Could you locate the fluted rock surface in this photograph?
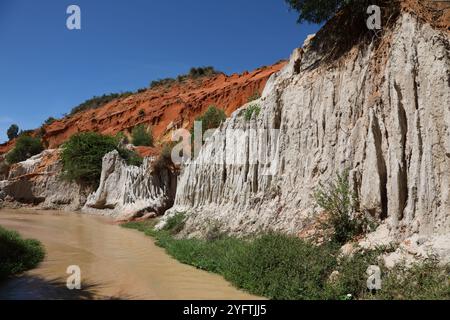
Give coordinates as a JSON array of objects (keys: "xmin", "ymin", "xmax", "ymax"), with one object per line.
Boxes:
[
  {"xmin": 166, "ymin": 10, "xmax": 450, "ymax": 254},
  {"xmin": 83, "ymin": 151, "xmax": 176, "ymax": 220}
]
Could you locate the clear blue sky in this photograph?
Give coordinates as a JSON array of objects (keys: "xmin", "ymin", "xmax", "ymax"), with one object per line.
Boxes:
[{"xmin": 0, "ymin": 0, "xmax": 319, "ymax": 143}]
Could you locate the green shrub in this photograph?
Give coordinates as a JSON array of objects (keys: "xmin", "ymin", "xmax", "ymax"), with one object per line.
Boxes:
[
  {"xmin": 7, "ymin": 124, "xmax": 19, "ymax": 141},
  {"xmin": 244, "ymin": 104, "xmax": 261, "ymax": 121},
  {"xmin": 223, "ymin": 234, "xmax": 338, "ymax": 300},
  {"xmin": 61, "ymin": 132, "xmax": 142, "ymax": 186},
  {"xmin": 117, "ymin": 148, "xmax": 143, "ymax": 167},
  {"xmin": 191, "ymin": 106, "xmax": 226, "ymax": 140},
  {"xmin": 44, "ymin": 117, "xmax": 57, "ymax": 126},
  {"xmin": 70, "ymin": 92, "xmax": 133, "ymax": 116},
  {"xmin": 162, "ymin": 213, "xmax": 186, "ymax": 235},
  {"xmin": 314, "ymin": 170, "xmax": 365, "ymax": 244},
  {"xmin": 6, "ymin": 135, "xmax": 44, "ymax": 164},
  {"xmin": 150, "ymin": 67, "xmax": 221, "ymax": 89},
  {"xmin": 374, "ymin": 260, "xmax": 450, "ymax": 300},
  {"xmin": 0, "ymin": 226, "xmax": 45, "ymax": 279},
  {"xmin": 285, "ymin": 0, "xmax": 356, "ymax": 24},
  {"xmin": 131, "ymin": 125, "xmax": 154, "ymax": 147},
  {"xmin": 61, "ymin": 133, "xmax": 117, "ymax": 185}
]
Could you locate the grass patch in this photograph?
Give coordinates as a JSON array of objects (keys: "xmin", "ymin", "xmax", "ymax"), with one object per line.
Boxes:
[
  {"xmin": 123, "ymin": 218, "xmax": 450, "ymax": 300},
  {"xmin": 0, "ymin": 226, "xmax": 45, "ymax": 279}
]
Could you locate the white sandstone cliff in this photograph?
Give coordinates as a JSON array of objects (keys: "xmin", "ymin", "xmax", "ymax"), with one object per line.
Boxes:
[
  {"xmin": 83, "ymin": 150, "xmax": 176, "ymax": 221},
  {"xmin": 0, "ymin": 149, "xmax": 90, "ymax": 210},
  {"xmin": 163, "ymin": 11, "xmax": 450, "ymax": 261}
]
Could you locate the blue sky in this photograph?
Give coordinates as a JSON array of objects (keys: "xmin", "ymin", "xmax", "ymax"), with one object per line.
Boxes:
[{"xmin": 0, "ymin": 0, "xmax": 319, "ymax": 143}]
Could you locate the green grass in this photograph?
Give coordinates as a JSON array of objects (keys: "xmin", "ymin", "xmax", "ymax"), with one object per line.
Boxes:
[
  {"xmin": 0, "ymin": 226, "xmax": 45, "ymax": 279},
  {"xmin": 123, "ymin": 216, "xmax": 450, "ymax": 300}
]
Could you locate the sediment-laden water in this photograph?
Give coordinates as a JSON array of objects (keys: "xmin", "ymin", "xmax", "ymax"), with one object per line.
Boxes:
[{"xmin": 0, "ymin": 209, "xmax": 259, "ymax": 300}]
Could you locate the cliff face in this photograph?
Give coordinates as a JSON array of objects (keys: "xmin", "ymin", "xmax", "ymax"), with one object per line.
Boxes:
[
  {"xmin": 0, "ymin": 149, "xmax": 91, "ymax": 210},
  {"xmin": 167, "ymin": 7, "xmax": 450, "ymax": 255},
  {"xmin": 41, "ymin": 63, "xmax": 285, "ymax": 150},
  {"xmin": 83, "ymin": 150, "xmax": 176, "ymax": 221}
]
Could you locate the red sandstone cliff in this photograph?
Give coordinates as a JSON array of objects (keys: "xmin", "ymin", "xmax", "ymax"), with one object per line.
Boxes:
[{"xmin": 46, "ymin": 63, "xmax": 285, "ymax": 149}]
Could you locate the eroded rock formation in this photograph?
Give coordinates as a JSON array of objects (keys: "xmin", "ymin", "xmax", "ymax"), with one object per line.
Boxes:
[
  {"xmin": 83, "ymin": 150, "xmax": 177, "ymax": 221},
  {"xmin": 165, "ymin": 6, "xmax": 450, "ymax": 260},
  {"xmin": 0, "ymin": 150, "xmax": 91, "ymax": 210}
]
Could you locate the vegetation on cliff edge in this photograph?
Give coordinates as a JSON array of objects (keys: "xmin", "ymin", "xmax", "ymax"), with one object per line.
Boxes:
[
  {"xmin": 5, "ymin": 135, "xmax": 44, "ymax": 164},
  {"xmin": 61, "ymin": 132, "xmax": 142, "ymax": 186}
]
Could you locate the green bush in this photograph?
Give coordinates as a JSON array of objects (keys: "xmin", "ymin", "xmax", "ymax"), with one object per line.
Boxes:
[
  {"xmin": 70, "ymin": 92, "xmax": 133, "ymax": 116},
  {"xmin": 117, "ymin": 148, "xmax": 143, "ymax": 167},
  {"xmin": 314, "ymin": 170, "xmax": 365, "ymax": 244},
  {"xmin": 44, "ymin": 117, "xmax": 57, "ymax": 126},
  {"xmin": 244, "ymin": 104, "xmax": 261, "ymax": 121},
  {"xmin": 6, "ymin": 135, "xmax": 44, "ymax": 164},
  {"xmin": 223, "ymin": 234, "xmax": 338, "ymax": 300},
  {"xmin": 191, "ymin": 106, "xmax": 226, "ymax": 139},
  {"xmin": 374, "ymin": 260, "xmax": 450, "ymax": 300},
  {"xmin": 150, "ymin": 67, "xmax": 221, "ymax": 89},
  {"xmin": 285, "ymin": 0, "xmax": 356, "ymax": 24},
  {"xmin": 6, "ymin": 124, "xmax": 19, "ymax": 141},
  {"xmin": 61, "ymin": 132, "xmax": 142, "ymax": 186},
  {"xmin": 162, "ymin": 213, "xmax": 186, "ymax": 235},
  {"xmin": 0, "ymin": 226, "xmax": 45, "ymax": 279},
  {"xmin": 131, "ymin": 125, "xmax": 154, "ymax": 147}
]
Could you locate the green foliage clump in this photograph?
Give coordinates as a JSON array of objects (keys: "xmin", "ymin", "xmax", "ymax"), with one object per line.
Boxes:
[
  {"xmin": 150, "ymin": 67, "xmax": 221, "ymax": 89},
  {"xmin": 7, "ymin": 124, "xmax": 19, "ymax": 141},
  {"xmin": 224, "ymin": 234, "xmax": 338, "ymax": 300},
  {"xmin": 61, "ymin": 132, "xmax": 143, "ymax": 186},
  {"xmin": 0, "ymin": 226, "xmax": 45, "ymax": 279},
  {"xmin": 43, "ymin": 117, "xmax": 57, "ymax": 126},
  {"xmin": 117, "ymin": 148, "xmax": 143, "ymax": 167},
  {"xmin": 131, "ymin": 125, "xmax": 154, "ymax": 147},
  {"xmin": 244, "ymin": 104, "xmax": 261, "ymax": 121},
  {"xmin": 314, "ymin": 170, "xmax": 366, "ymax": 244},
  {"xmin": 374, "ymin": 260, "xmax": 450, "ymax": 300},
  {"xmin": 6, "ymin": 135, "xmax": 44, "ymax": 164},
  {"xmin": 192, "ymin": 106, "xmax": 227, "ymax": 135},
  {"xmin": 162, "ymin": 213, "xmax": 186, "ymax": 235},
  {"xmin": 285, "ymin": 0, "xmax": 355, "ymax": 24},
  {"xmin": 70, "ymin": 92, "xmax": 133, "ymax": 116}
]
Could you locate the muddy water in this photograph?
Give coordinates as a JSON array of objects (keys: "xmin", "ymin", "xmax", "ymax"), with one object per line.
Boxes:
[{"xmin": 0, "ymin": 209, "xmax": 259, "ymax": 300}]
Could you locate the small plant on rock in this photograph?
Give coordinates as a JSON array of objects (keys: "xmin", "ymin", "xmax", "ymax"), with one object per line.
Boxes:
[
  {"xmin": 244, "ymin": 104, "xmax": 261, "ymax": 121},
  {"xmin": 314, "ymin": 170, "xmax": 365, "ymax": 245}
]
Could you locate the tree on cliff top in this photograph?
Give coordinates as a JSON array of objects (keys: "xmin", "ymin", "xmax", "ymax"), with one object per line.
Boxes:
[
  {"xmin": 285, "ymin": 0, "xmax": 355, "ymax": 23},
  {"xmin": 7, "ymin": 124, "xmax": 19, "ymax": 141}
]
